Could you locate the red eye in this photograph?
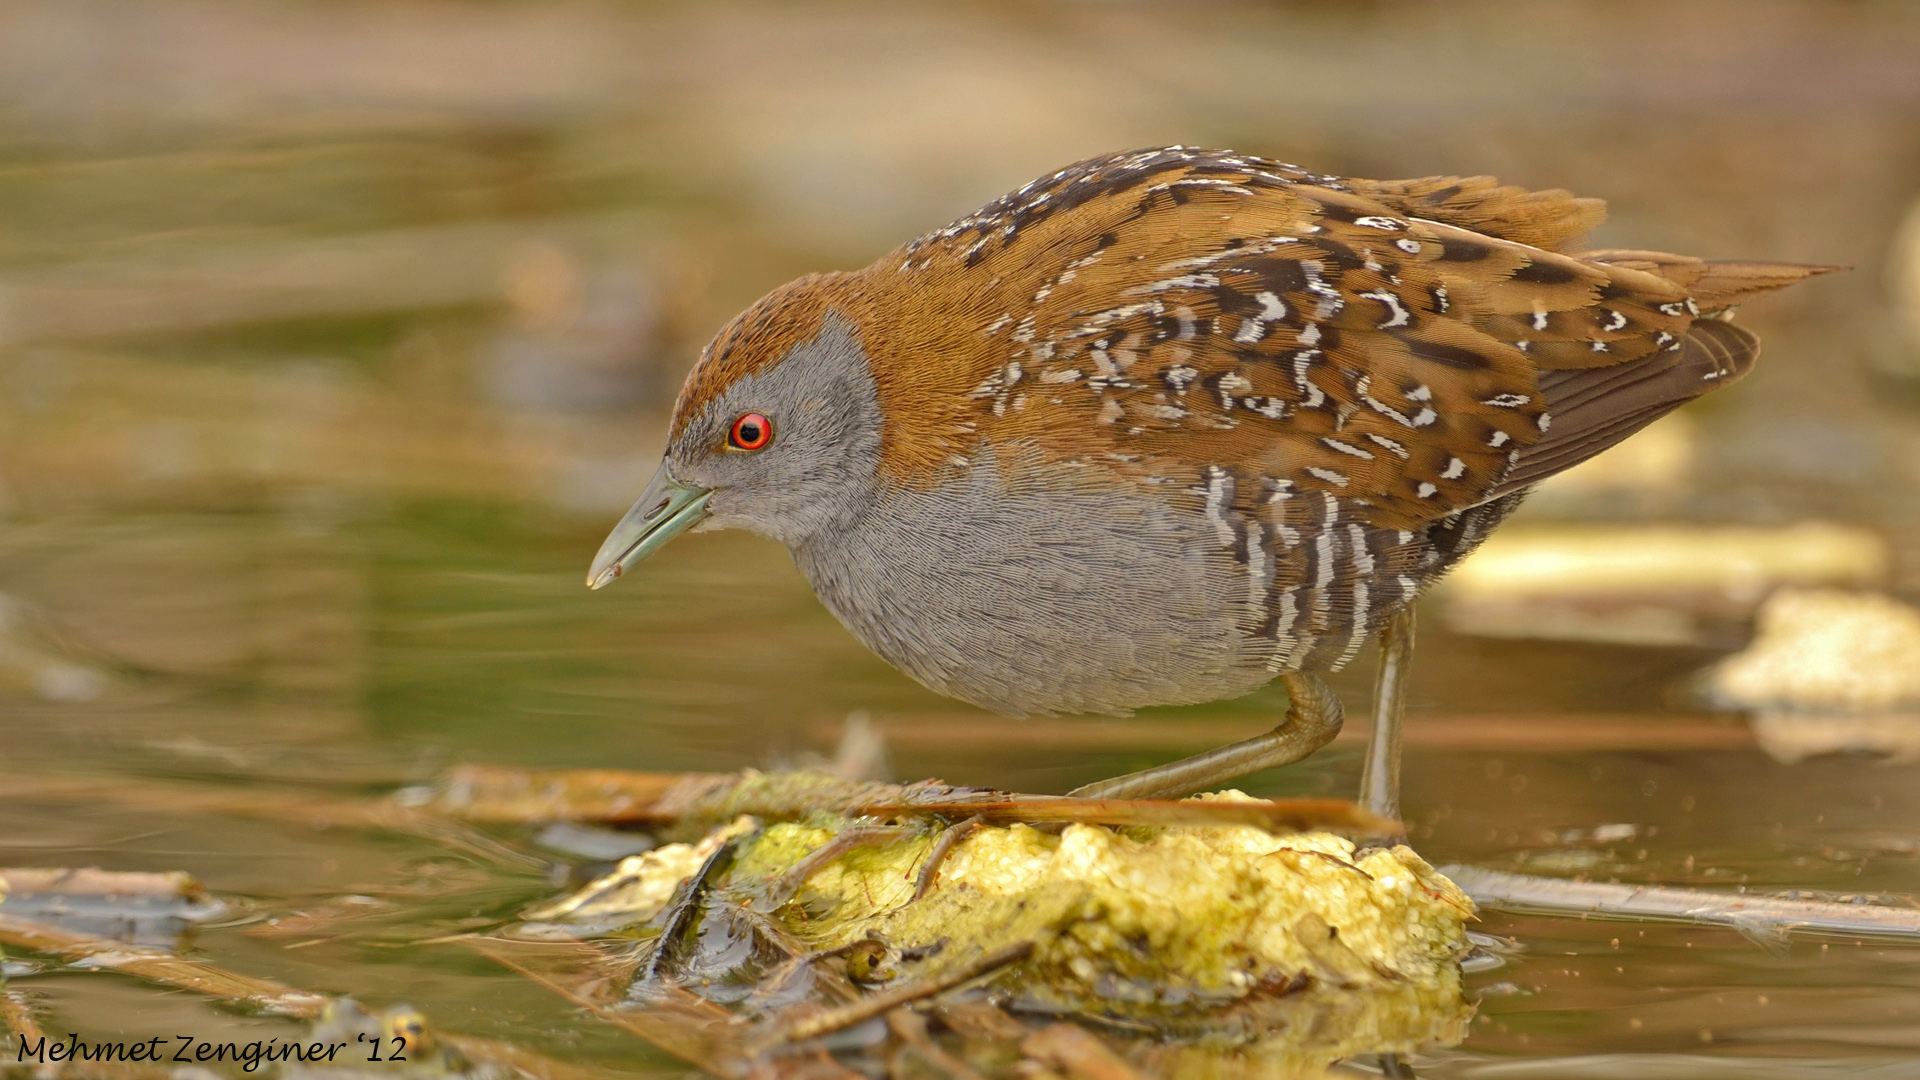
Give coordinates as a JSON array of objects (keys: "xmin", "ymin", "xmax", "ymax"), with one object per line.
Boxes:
[{"xmin": 727, "ymin": 412, "xmax": 773, "ymax": 451}]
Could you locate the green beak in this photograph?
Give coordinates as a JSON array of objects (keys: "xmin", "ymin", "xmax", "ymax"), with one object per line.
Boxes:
[{"xmin": 586, "ymin": 463, "xmax": 713, "ymax": 589}]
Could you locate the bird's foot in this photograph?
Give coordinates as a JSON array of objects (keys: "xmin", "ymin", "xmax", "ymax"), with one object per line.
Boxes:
[{"xmin": 1066, "ymin": 671, "xmax": 1345, "ymax": 800}]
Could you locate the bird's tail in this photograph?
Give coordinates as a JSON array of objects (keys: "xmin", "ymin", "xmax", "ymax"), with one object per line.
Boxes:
[
  {"xmin": 1484, "ymin": 256, "xmax": 1840, "ymax": 499},
  {"xmin": 1583, "ymin": 250, "xmax": 1842, "ymax": 313}
]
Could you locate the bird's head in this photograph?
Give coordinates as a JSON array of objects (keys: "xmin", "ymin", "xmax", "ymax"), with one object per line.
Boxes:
[{"xmin": 587, "ymin": 274, "xmax": 888, "ymax": 588}]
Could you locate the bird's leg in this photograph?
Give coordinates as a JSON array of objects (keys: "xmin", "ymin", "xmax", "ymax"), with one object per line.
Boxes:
[
  {"xmin": 1359, "ymin": 605, "xmax": 1415, "ymax": 822},
  {"xmin": 1067, "ymin": 671, "xmax": 1344, "ymax": 800}
]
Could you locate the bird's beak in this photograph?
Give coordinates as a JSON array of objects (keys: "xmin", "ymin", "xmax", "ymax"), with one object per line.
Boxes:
[{"xmin": 586, "ymin": 463, "xmax": 712, "ymax": 589}]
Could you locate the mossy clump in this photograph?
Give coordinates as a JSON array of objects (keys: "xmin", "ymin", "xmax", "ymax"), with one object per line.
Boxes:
[{"xmin": 532, "ymin": 792, "xmax": 1473, "ymax": 1070}]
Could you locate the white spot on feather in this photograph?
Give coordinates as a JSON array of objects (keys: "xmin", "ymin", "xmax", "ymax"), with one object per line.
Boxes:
[
  {"xmin": 1202, "ymin": 466, "xmax": 1237, "ymax": 546},
  {"xmin": 1246, "ymin": 520, "xmax": 1269, "ymax": 618},
  {"xmin": 1367, "ymin": 433, "xmax": 1410, "ymax": 458},
  {"xmin": 1300, "ymin": 260, "xmax": 1345, "ymax": 319},
  {"xmin": 1348, "ymin": 526, "xmax": 1375, "ymax": 575},
  {"xmin": 1358, "ymin": 289, "xmax": 1411, "ymax": 328},
  {"xmin": 1130, "ymin": 273, "xmax": 1222, "ymax": 294},
  {"xmin": 1234, "ymin": 291, "xmax": 1289, "ymax": 343},
  {"xmin": 1292, "ymin": 350, "xmax": 1326, "ymax": 409}
]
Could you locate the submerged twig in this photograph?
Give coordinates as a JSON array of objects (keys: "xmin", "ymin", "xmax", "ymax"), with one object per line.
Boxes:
[
  {"xmin": 0, "ymin": 911, "xmax": 329, "ymax": 1016},
  {"xmin": 1445, "ymin": 866, "xmax": 1920, "ymax": 940},
  {"xmin": 885, "ymin": 1009, "xmax": 991, "ymax": 1080},
  {"xmin": 0, "ymin": 867, "xmax": 206, "ymax": 900},
  {"xmin": 423, "ymin": 766, "xmax": 1397, "ymax": 836},
  {"xmin": 914, "ymin": 816, "xmax": 985, "ymax": 900},
  {"xmin": 868, "ymin": 797, "xmax": 1398, "ymax": 836},
  {"xmin": 427, "ymin": 767, "xmax": 738, "ymax": 824},
  {"xmin": 1375, "ymin": 1051, "xmax": 1418, "ymax": 1079},
  {"xmin": 641, "ymin": 830, "xmax": 752, "ymax": 984},
  {"xmin": 777, "ymin": 942, "xmax": 1034, "ymax": 1044},
  {"xmin": 0, "ymin": 913, "xmax": 627, "ymax": 1080},
  {"xmin": 1, "ymin": 989, "xmax": 47, "ymax": 1049},
  {"xmin": 464, "ymin": 936, "xmax": 761, "ymax": 1079},
  {"xmin": 761, "ymin": 825, "xmax": 913, "ymax": 912},
  {"xmin": 931, "ymin": 1000, "xmax": 1030, "ymax": 1043},
  {"xmin": 434, "ymin": 1036, "xmax": 634, "ymax": 1080},
  {"xmin": 2, "ymin": 774, "xmax": 545, "ymax": 872},
  {"xmin": 0, "ymin": 866, "xmax": 230, "ymax": 942},
  {"xmin": 1019, "ymin": 1024, "xmax": 1149, "ymax": 1080}
]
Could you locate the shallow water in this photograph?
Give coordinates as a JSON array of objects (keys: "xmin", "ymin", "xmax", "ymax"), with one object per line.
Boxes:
[
  {"xmin": 6, "ymin": 507, "xmax": 1919, "ymax": 1074},
  {"xmin": 4, "ymin": 1, "xmax": 1920, "ymax": 1074}
]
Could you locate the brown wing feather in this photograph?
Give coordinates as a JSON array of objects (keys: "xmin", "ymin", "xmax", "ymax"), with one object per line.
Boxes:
[
  {"xmin": 937, "ymin": 176, "xmax": 1557, "ymax": 531},
  {"xmin": 1489, "ymin": 318, "xmax": 1759, "ymax": 497},
  {"xmin": 1341, "ymin": 174, "xmax": 1607, "ymax": 252},
  {"xmin": 816, "ymin": 146, "xmax": 1831, "ymax": 535}
]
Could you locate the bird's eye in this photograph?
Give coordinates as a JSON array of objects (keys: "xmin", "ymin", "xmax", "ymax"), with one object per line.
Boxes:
[{"xmin": 727, "ymin": 412, "xmax": 773, "ymax": 451}]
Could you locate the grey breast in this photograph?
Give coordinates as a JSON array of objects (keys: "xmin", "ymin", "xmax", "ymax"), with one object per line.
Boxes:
[{"xmin": 789, "ymin": 451, "xmax": 1276, "ymax": 717}]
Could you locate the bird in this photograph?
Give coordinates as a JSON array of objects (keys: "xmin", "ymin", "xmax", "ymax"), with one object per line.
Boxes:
[{"xmin": 586, "ymin": 146, "xmax": 1831, "ymax": 811}]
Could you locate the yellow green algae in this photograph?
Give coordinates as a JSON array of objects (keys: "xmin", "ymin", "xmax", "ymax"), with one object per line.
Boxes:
[{"xmin": 532, "ymin": 793, "xmax": 1473, "ymax": 1071}]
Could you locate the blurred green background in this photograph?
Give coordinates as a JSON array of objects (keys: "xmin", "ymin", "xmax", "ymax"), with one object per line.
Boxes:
[
  {"xmin": 4, "ymin": 1, "xmax": 1920, "ymax": 1072},
  {"xmin": 4, "ymin": 0, "xmax": 1917, "ymax": 775}
]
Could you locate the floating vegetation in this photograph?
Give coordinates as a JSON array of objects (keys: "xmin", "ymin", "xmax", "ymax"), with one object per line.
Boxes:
[
  {"xmin": 1438, "ymin": 522, "xmax": 1890, "ymax": 646},
  {"xmin": 1702, "ymin": 588, "xmax": 1920, "ymax": 762},
  {"xmin": 0, "ymin": 866, "xmax": 228, "ymax": 946},
  {"xmin": 493, "ymin": 780, "xmax": 1475, "ymax": 1077}
]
